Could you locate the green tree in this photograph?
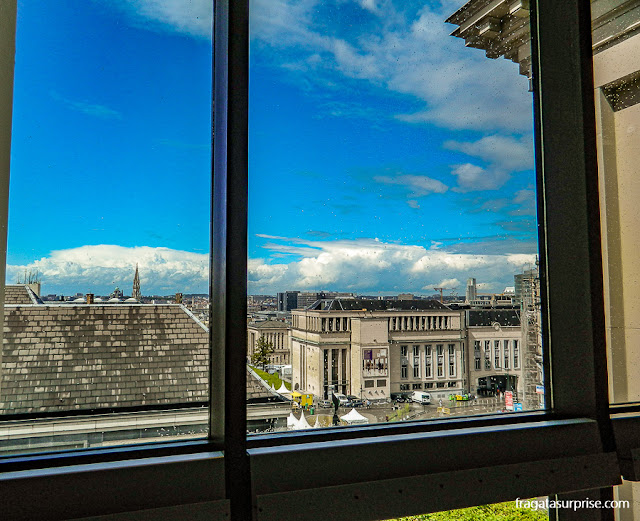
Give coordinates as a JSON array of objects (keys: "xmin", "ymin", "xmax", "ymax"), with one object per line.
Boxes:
[{"xmin": 251, "ymin": 336, "xmax": 274, "ymax": 370}]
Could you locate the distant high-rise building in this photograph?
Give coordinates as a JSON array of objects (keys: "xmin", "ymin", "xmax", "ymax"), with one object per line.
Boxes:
[
  {"xmin": 132, "ymin": 264, "xmax": 141, "ymax": 301},
  {"xmin": 277, "ymin": 291, "xmax": 299, "ymax": 312},
  {"xmin": 465, "ymin": 278, "xmax": 477, "ymax": 303},
  {"xmin": 514, "ymin": 265, "xmax": 543, "ymax": 410}
]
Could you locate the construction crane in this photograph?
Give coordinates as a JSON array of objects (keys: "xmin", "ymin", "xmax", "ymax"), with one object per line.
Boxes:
[{"xmin": 433, "ymin": 287, "xmax": 458, "ymax": 303}]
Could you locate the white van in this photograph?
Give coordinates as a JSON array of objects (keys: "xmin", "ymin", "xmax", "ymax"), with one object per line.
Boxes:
[
  {"xmin": 333, "ymin": 393, "xmax": 349, "ymax": 406},
  {"xmin": 411, "ymin": 391, "xmax": 431, "ymax": 404}
]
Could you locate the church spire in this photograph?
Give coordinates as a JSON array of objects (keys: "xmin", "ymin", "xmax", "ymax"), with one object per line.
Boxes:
[{"xmin": 132, "ymin": 263, "xmax": 141, "ymax": 301}]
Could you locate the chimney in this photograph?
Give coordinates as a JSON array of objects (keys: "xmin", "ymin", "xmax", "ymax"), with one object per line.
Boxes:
[
  {"xmin": 28, "ymin": 282, "xmax": 41, "ymax": 297},
  {"xmin": 86, "ymin": 293, "xmax": 94, "ymax": 304}
]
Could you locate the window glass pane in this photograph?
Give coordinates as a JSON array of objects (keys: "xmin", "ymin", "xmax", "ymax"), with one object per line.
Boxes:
[
  {"xmin": 2, "ymin": 1, "xmax": 212, "ymax": 454},
  {"xmin": 591, "ymin": 0, "xmax": 640, "ymax": 404},
  {"xmin": 248, "ymin": 0, "xmax": 542, "ymax": 433}
]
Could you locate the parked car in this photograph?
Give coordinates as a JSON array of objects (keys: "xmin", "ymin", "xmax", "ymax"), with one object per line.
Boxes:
[
  {"xmin": 348, "ymin": 399, "xmax": 364, "ymax": 408},
  {"xmin": 317, "ymin": 399, "xmax": 331, "ymax": 408}
]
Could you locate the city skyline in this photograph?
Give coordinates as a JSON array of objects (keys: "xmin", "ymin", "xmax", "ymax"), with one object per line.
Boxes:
[{"xmin": 7, "ymin": 0, "xmax": 537, "ymax": 296}]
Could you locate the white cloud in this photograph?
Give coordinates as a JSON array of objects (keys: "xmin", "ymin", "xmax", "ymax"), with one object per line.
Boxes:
[
  {"xmin": 249, "ymin": 0, "xmax": 532, "ymax": 133},
  {"xmin": 7, "ymin": 245, "xmax": 208, "ymax": 295},
  {"xmin": 51, "ymin": 91, "xmax": 122, "ymax": 120},
  {"xmin": 510, "ymin": 188, "xmax": 536, "ymax": 214},
  {"xmin": 114, "ymin": 0, "xmax": 213, "ymax": 39},
  {"xmin": 443, "ymin": 135, "xmax": 534, "ymax": 192},
  {"xmin": 374, "ymin": 174, "xmax": 449, "ymax": 201},
  {"xmin": 444, "ymin": 135, "xmax": 534, "ymax": 173},
  {"xmin": 423, "ymin": 278, "xmax": 460, "ymax": 290},
  {"xmin": 18, "ymin": 240, "xmax": 537, "ymax": 296},
  {"xmin": 117, "ymin": 1, "xmax": 531, "ymax": 132},
  {"xmin": 248, "ymin": 235, "xmax": 537, "ymax": 294},
  {"xmin": 450, "ymin": 163, "xmax": 511, "ymax": 192}
]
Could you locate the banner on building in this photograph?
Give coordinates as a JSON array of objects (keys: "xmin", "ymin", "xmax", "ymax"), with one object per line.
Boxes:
[{"xmin": 362, "ymin": 348, "xmax": 388, "ymax": 376}]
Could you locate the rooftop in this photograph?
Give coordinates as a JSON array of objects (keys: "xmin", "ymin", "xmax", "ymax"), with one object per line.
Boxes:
[
  {"xmin": 466, "ymin": 309, "xmax": 521, "ymax": 327},
  {"xmin": 306, "ymin": 298, "xmax": 450, "ymax": 312}
]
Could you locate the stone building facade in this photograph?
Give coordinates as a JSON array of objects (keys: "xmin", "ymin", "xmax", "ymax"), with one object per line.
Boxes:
[
  {"xmin": 466, "ymin": 309, "xmax": 524, "ymax": 401},
  {"xmin": 247, "ymin": 319, "xmax": 291, "ymax": 365},
  {"xmin": 289, "ymin": 298, "xmax": 534, "ymax": 405},
  {"xmin": 290, "ymin": 299, "xmax": 465, "ymax": 402}
]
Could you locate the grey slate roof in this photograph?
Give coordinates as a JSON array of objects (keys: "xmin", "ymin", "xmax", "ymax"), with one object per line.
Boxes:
[
  {"xmin": 246, "ymin": 367, "xmax": 281, "ymax": 402},
  {"xmin": 4, "ymin": 285, "xmax": 39, "ymax": 305},
  {"xmin": 309, "ymin": 298, "xmax": 450, "ymax": 311},
  {"xmin": 466, "ymin": 309, "xmax": 521, "ymax": 327},
  {"xmin": 1, "ymin": 303, "xmax": 208, "ymax": 414},
  {"xmin": 249, "ymin": 320, "xmax": 289, "ymax": 329}
]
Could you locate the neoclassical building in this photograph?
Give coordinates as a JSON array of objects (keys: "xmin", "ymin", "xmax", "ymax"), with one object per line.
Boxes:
[
  {"xmin": 466, "ymin": 309, "xmax": 524, "ymax": 402},
  {"xmin": 288, "ymin": 298, "xmax": 533, "ymax": 405},
  {"xmin": 290, "ymin": 299, "xmax": 465, "ymax": 402},
  {"xmin": 247, "ymin": 319, "xmax": 291, "ymax": 365}
]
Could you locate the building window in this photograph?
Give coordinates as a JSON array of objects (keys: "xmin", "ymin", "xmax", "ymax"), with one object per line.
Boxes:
[
  {"xmin": 377, "ymin": 379, "xmax": 386, "ymax": 387},
  {"xmin": 447, "ymin": 381, "xmax": 457, "ymax": 388},
  {"xmin": 436, "ymin": 382, "xmax": 445, "ymax": 388},
  {"xmin": 364, "ymin": 380, "xmax": 374, "ymax": 388},
  {"xmin": 494, "ymin": 340, "xmax": 500, "ymax": 369},
  {"xmin": 504, "ymin": 340, "xmax": 509, "ymax": 370},
  {"xmin": 425, "ymin": 345, "xmax": 432, "ymax": 378},
  {"xmin": 513, "ymin": 339, "xmax": 519, "ymax": 369},
  {"xmin": 425, "ymin": 382, "xmax": 433, "ymax": 389},
  {"xmin": 399, "ymin": 384, "xmax": 409, "ymax": 391},
  {"xmin": 448, "ymin": 344, "xmax": 455, "ymax": 377},
  {"xmin": 400, "ymin": 345, "xmax": 407, "ymax": 357},
  {"xmin": 484, "ymin": 340, "xmax": 491, "ymax": 370},
  {"xmin": 436, "ymin": 344, "xmax": 444, "ymax": 377},
  {"xmin": 401, "ymin": 365, "xmax": 408, "ymax": 379},
  {"xmin": 412, "ymin": 383, "xmax": 422, "ymax": 390},
  {"xmin": 475, "ymin": 357, "xmax": 481, "ymax": 370}
]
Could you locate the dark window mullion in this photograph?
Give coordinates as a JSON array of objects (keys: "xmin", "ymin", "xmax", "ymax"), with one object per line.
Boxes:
[
  {"xmin": 533, "ymin": 0, "xmax": 611, "ymax": 429},
  {"xmin": 212, "ymin": 0, "xmax": 250, "ymax": 519}
]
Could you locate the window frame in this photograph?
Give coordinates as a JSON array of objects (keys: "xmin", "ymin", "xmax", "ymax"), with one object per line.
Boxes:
[{"xmin": 0, "ymin": 0, "xmax": 630, "ymax": 520}]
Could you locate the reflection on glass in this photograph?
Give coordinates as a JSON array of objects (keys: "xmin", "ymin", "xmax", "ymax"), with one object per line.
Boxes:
[
  {"xmin": 592, "ymin": 1, "xmax": 640, "ymax": 405},
  {"xmin": 2, "ymin": 1, "xmax": 212, "ymax": 453},
  {"xmin": 247, "ymin": 1, "xmax": 541, "ymax": 433}
]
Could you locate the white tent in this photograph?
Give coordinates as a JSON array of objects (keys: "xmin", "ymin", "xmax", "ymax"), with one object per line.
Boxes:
[
  {"xmin": 313, "ymin": 415, "xmax": 321, "ymax": 428},
  {"xmin": 340, "ymin": 408, "xmax": 369, "ymax": 425},
  {"xmin": 297, "ymin": 411, "xmax": 312, "ymax": 429},
  {"xmin": 287, "ymin": 411, "xmax": 312, "ymax": 430},
  {"xmin": 276, "ymin": 382, "xmax": 291, "ymax": 395},
  {"xmin": 286, "ymin": 413, "xmax": 298, "ymax": 430}
]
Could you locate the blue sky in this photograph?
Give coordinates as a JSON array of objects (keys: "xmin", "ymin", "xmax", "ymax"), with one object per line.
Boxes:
[{"xmin": 8, "ymin": 0, "xmax": 537, "ymax": 296}]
